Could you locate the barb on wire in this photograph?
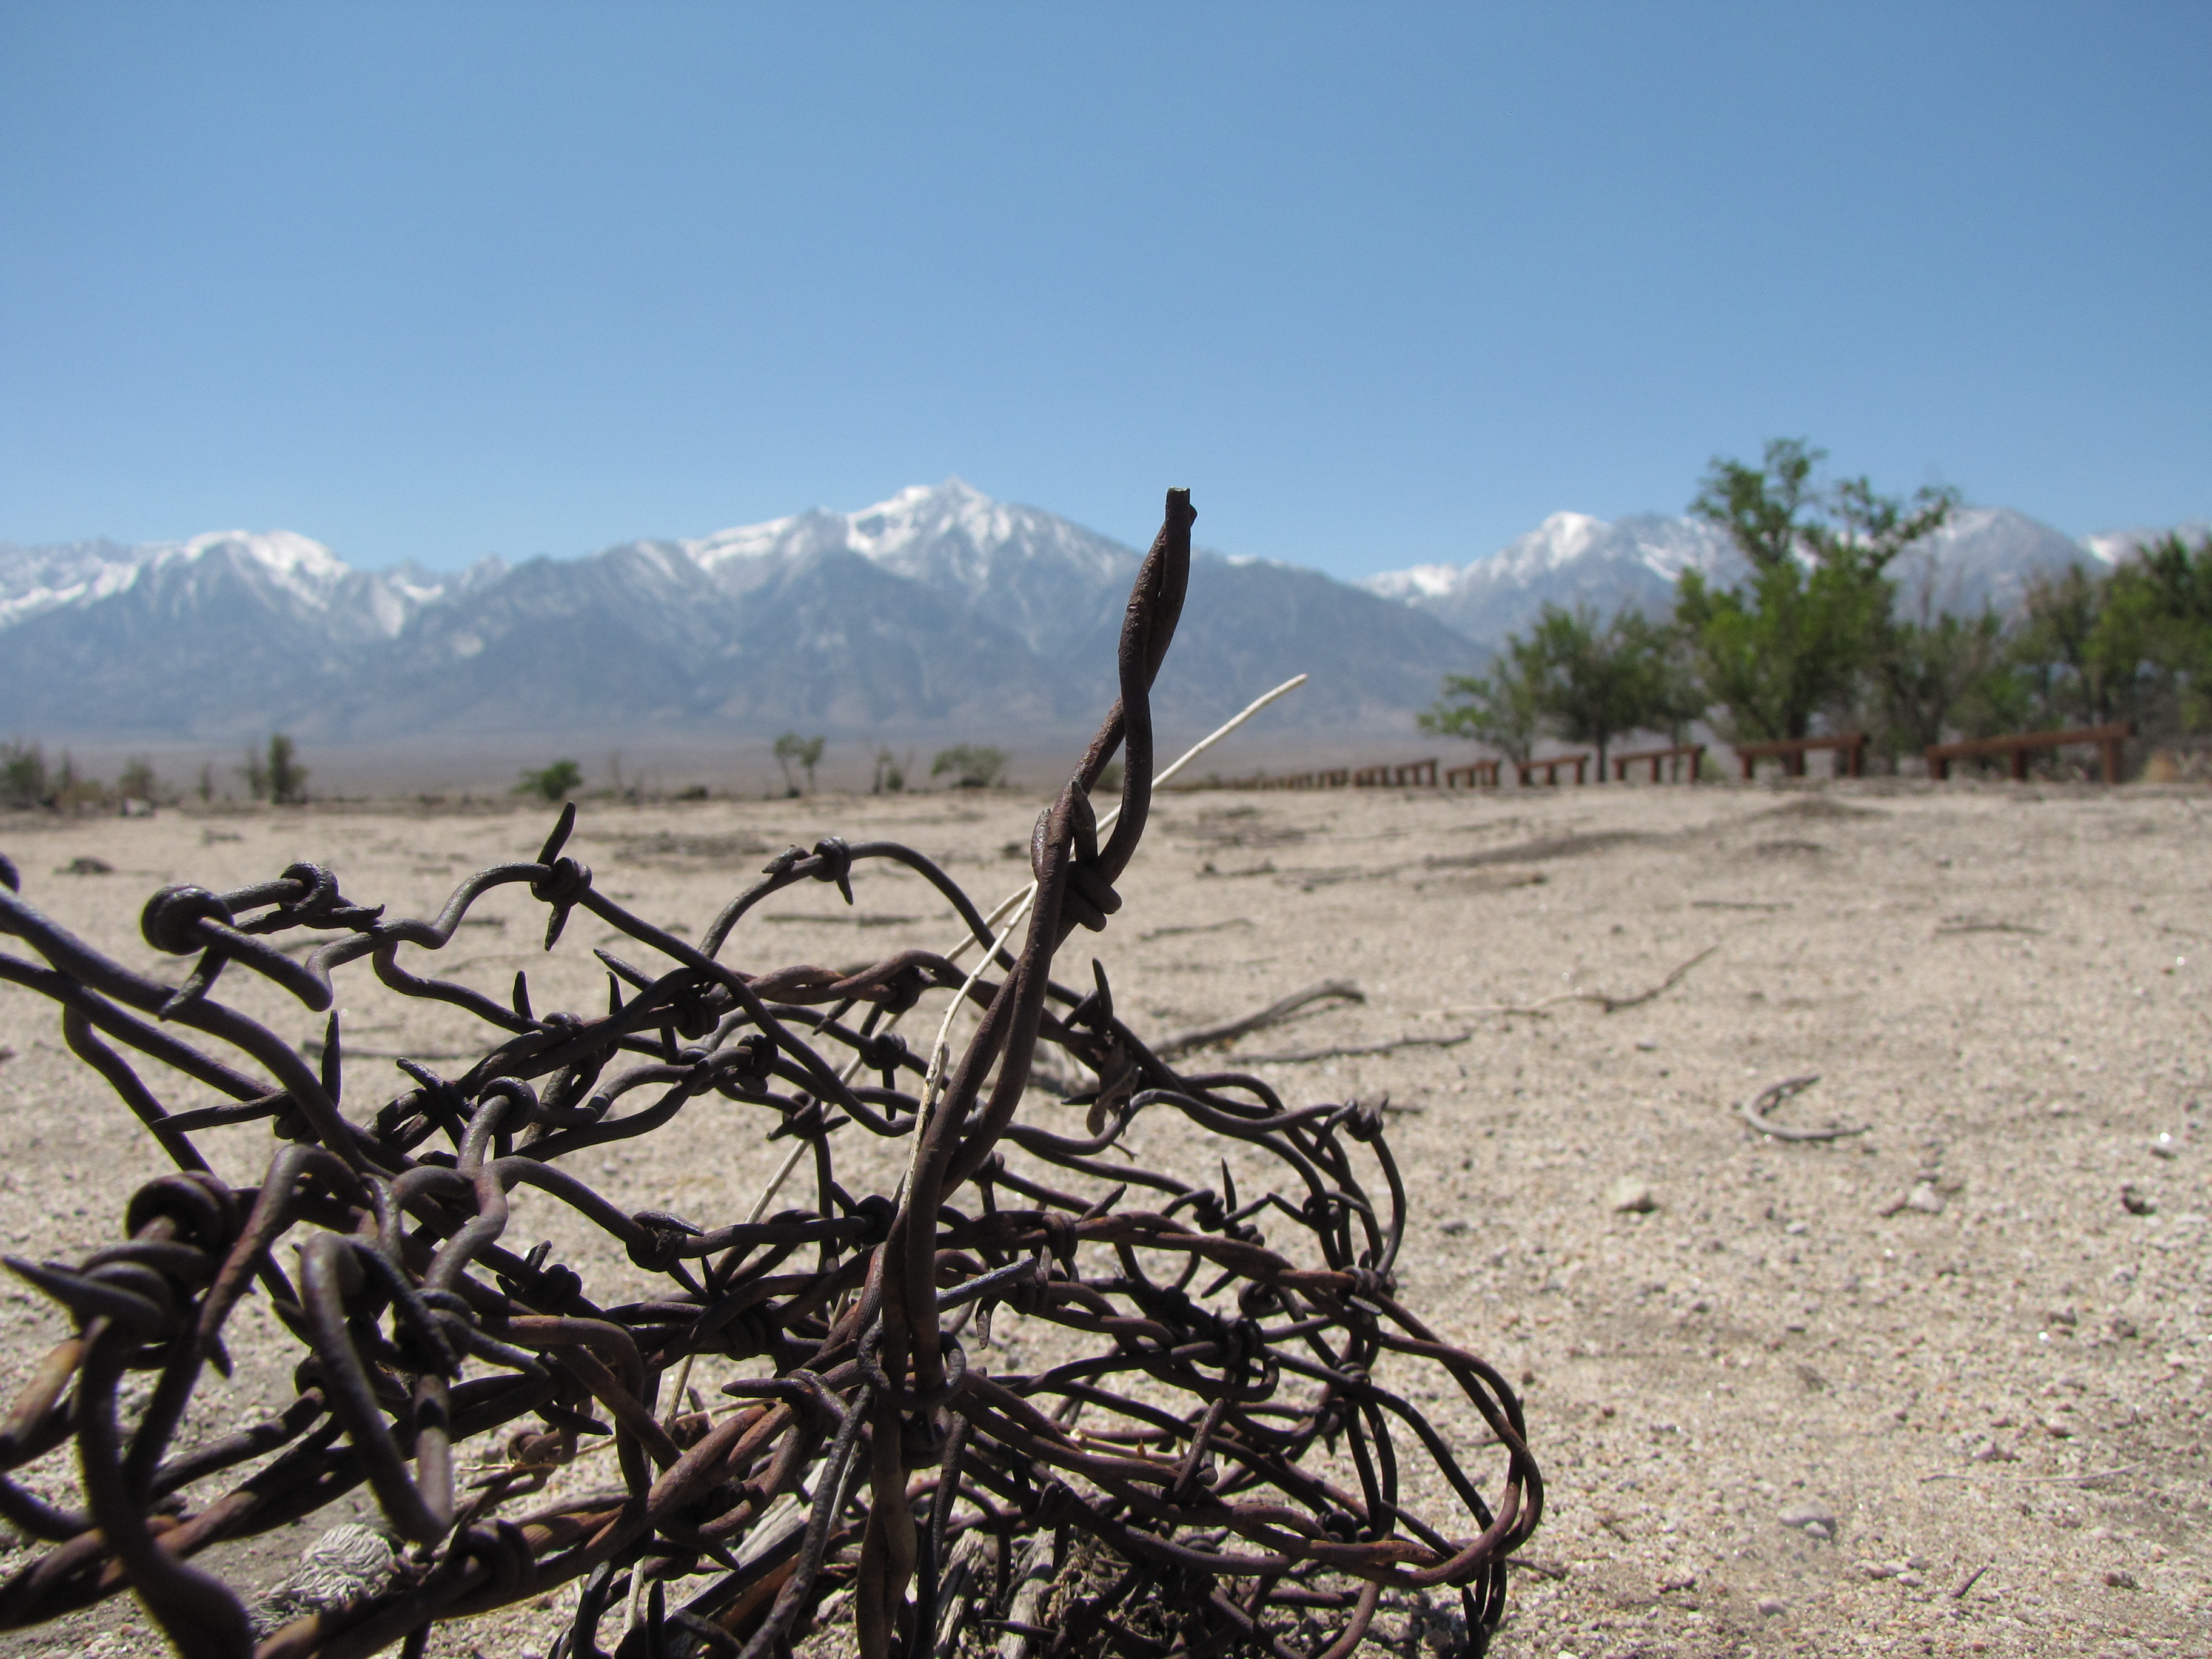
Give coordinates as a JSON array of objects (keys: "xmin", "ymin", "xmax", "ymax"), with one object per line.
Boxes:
[{"xmin": 0, "ymin": 490, "xmax": 1538, "ymax": 1659}]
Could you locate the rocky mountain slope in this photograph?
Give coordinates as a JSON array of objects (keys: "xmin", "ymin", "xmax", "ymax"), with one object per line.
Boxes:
[{"xmin": 0, "ymin": 483, "xmax": 1471, "ymax": 740}]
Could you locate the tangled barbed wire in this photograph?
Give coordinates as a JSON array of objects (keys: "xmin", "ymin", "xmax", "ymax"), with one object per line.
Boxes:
[{"xmin": 0, "ymin": 490, "xmax": 1540, "ymax": 1659}]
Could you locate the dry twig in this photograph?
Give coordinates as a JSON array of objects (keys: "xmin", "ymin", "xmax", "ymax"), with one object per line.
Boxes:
[
  {"xmin": 1229, "ymin": 1030, "xmax": 1475, "ymax": 1066},
  {"xmin": 1739, "ymin": 1074, "xmax": 1867, "ymax": 1142},
  {"xmin": 1155, "ymin": 978, "xmax": 1365, "ymax": 1057},
  {"xmin": 1426, "ymin": 945, "xmax": 1720, "ymax": 1021}
]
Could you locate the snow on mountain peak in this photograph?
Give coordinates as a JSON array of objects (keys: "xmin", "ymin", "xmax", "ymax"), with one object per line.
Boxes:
[
  {"xmin": 680, "ymin": 479, "xmax": 1133, "ymax": 594},
  {"xmin": 1359, "ymin": 563, "xmax": 1464, "ymax": 601},
  {"xmin": 2079, "ymin": 518, "xmax": 2210, "ymax": 568},
  {"xmin": 173, "ymin": 530, "xmax": 352, "ymax": 606},
  {"xmin": 1355, "ymin": 510, "xmax": 1736, "ymax": 622}
]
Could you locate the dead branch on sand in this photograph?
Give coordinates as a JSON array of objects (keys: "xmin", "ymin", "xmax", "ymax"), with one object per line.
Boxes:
[
  {"xmin": 1739, "ymin": 1073, "xmax": 1867, "ymax": 1141},
  {"xmin": 1228, "ymin": 1030, "xmax": 1476, "ymax": 1066},
  {"xmin": 1424, "ymin": 945, "xmax": 1721, "ymax": 1021},
  {"xmin": 1156, "ymin": 977, "xmax": 1365, "ymax": 1057}
]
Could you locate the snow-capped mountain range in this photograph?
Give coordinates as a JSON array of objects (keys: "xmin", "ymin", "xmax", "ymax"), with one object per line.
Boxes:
[
  {"xmin": 0, "ymin": 482, "xmax": 1465, "ymax": 740},
  {"xmin": 1354, "ymin": 504, "xmax": 2174, "ymax": 650},
  {"xmin": 1, "ymin": 481, "xmax": 2196, "ymax": 743}
]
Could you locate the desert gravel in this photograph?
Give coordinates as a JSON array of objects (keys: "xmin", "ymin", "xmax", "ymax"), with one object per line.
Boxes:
[{"xmin": 0, "ymin": 774, "xmax": 2205, "ymax": 1658}]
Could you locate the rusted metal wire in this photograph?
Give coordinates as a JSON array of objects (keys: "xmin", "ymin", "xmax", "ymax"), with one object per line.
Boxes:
[{"xmin": 0, "ymin": 489, "xmax": 1540, "ymax": 1659}]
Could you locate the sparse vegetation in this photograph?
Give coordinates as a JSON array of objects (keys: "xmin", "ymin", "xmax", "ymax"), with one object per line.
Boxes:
[
  {"xmin": 931, "ymin": 743, "xmax": 1007, "ymax": 789},
  {"xmin": 1426, "ymin": 605, "xmax": 1680, "ymax": 775},
  {"xmin": 2, "ymin": 741, "xmax": 49, "ymax": 809},
  {"xmin": 117, "ymin": 756, "xmax": 164, "ymax": 806},
  {"xmin": 1420, "ymin": 652, "xmax": 1543, "ymax": 765},
  {"xmin": 2010, "ymin": 531, "xmax": 2212, "ymax": 740},
  {"xmin": 268, "ymin": 734, "xmax": 308, "ymax": 804},
  {"xmin": 1430, "ymin": 441, "xmax": 2212, "ymax": 776},
  {"xmin": 773, "ymin": 732, "xmax": 825, "ymax": 796},
  {"xmin": 871, "ymin": 746, "xmax": 910, "ymax": 794},
  {"xmin": 240, "ymin": 733, "xmax": 310, "ymax": 804},
  {"xmin": 517, "ymin": 759, "xmax": 584, "ymax": 803}
]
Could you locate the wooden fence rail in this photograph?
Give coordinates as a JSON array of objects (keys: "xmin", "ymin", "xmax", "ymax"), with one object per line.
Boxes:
[
  {"xmin": 1612, "ymin": 743, "xmax": 1706, "ymax": 783},
  {"xmin": 1735, "ymin": 733, "xmax": 1867, "ymax": 779},
  {"xmin": 1926, "ymin": 720, "xmax": 2132, "ymax": 782},
  {"xmin": 1222, "ymin": 759, "xmax": 1438, "ymax": 791},
  {"xmin": 1444, "ymin": 760, "xmax": 1502, "ymax": 788},
  {"xmin": 1350, "ymin": 758, "xmax": 1438, "ymax": 788},
  {"xmin": 1517, "ymin": 752, "xmax": 1591, "ymax": 786}
]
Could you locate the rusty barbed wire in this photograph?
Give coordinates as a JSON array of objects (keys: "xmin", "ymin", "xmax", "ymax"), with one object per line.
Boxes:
[{"xmin": 0, "ymin": 489, "xmax": 1540, "ymax": 1659}]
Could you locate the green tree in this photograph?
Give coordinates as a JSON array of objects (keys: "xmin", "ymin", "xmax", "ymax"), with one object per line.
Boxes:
[
  {"xmin": 773, "ymin": 732, "xmax": 825, "ymax": 796},
  {"xmin": 1875, "ymin": 601, "xmax": 2021, "ymax": 760},
  {"xmin": 931, "ymin": 744, "xmax": 1007, "ymax": 789},
  {"xmin": 266, "ymin": 734, "xmax": 308, "ymax": 805},
  {"xmin": 1425, "ymin": 606, "xmax": 1678, "ymax": 773},
  {"xmin": 1419, "ymin": 648, "xmax": 1543, "ymax": 766},
  {"xmin": 2015, "ymin": 532, "xmax": 2212, "ymax": 742},
  {"xmin": 1679, "ymin": 438, "xmax": 1957, "ymax": 740},
  {"xmin": 518, "ymin": 759, "xmax": 584, "ymax": 803},
  {"xmin": 2012, "ymin": 565, "xmax": 2108, "ymax": 728},
  {"xmin": 2121, "ymin": 531, "xmax": 2212, "ymax": 734},
  {"xmin": 1, "ymin": 740, "xmax": 49, "ymax": 809},
  {"xmin": 1521, "ymin": 603, "xmax": 1674, "ymax": 776}
]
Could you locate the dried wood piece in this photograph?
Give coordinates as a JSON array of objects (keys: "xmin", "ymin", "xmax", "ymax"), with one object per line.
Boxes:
[
  {"xmin": 1739, "ymin": 1073, "xmax": 1867, "ymax": 1141},
  {"xmin": 1154, "ymin": 978, "xmax": 1366, "ymax": 1057}
]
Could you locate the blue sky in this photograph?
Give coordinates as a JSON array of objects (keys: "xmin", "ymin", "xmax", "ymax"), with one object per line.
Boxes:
[{"xmin": 2, "ymin": 4, "xmax": 2205, "ymax": 578}]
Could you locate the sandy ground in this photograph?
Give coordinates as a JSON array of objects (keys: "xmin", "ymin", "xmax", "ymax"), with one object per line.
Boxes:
[{"xmin": 0, "ymin": 774, "xmax": 2207, "ymax": 1659}]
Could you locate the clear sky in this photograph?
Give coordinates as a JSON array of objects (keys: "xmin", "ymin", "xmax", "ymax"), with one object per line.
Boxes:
[{"xmin": 2, "ymin": 4, "xmax": 2205, "ymax": 578}]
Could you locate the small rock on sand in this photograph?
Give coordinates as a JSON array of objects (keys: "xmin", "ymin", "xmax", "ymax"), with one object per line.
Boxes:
[
  {"xmin": 1778, "ymin": 1504, "xmax": 1835, "ymax": 1541},
  {"xmin": 1607, "ymin": 1176, "xmax": 1657, "ymax": 1213}
]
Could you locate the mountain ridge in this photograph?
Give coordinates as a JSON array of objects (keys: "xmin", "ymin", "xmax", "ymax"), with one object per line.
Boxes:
[
  {"xmin": 0, "ymin": 483, "xmax": 1469, "ymax": 741},
  {"xmin": 4, "ymin": 485, "xmax": 2199, "ymax": 742},
  {"xmin": 1350, "ymin": 504, "xmax": 2187, "ymax": 652}
]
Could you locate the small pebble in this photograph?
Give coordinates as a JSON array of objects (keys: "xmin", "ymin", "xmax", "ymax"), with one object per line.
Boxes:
[
  {"xmin": 1778, "ymin": 1504, "xmax": 1836, "ymax": 1537},
  {"xmin": 1607, "ymin": 1176, "xmax": 1657, "ymax": 1214},
  {"xmin": 1757, "ymin": 1597, "xmax": 1786, "ymax": 1616},
  {"xmin": 1905, "ymin": 1184, "xmax": 1946, "ymax": 1215},
  {"xmin": 2149, "ymin": 1133, "xmax": 2179, "ymax": 1159},
  {"xmin": 1634, "ymin": 1036, "xmax": 1659, "ymax": 1051},
  {"xmin": 2120, "ymin": 1185, "xmax": 2157, "ymax": 1216},
  {"xmin": 2103, "ymin": 1569, "xmax": 2138, "ymax": 1589}
]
